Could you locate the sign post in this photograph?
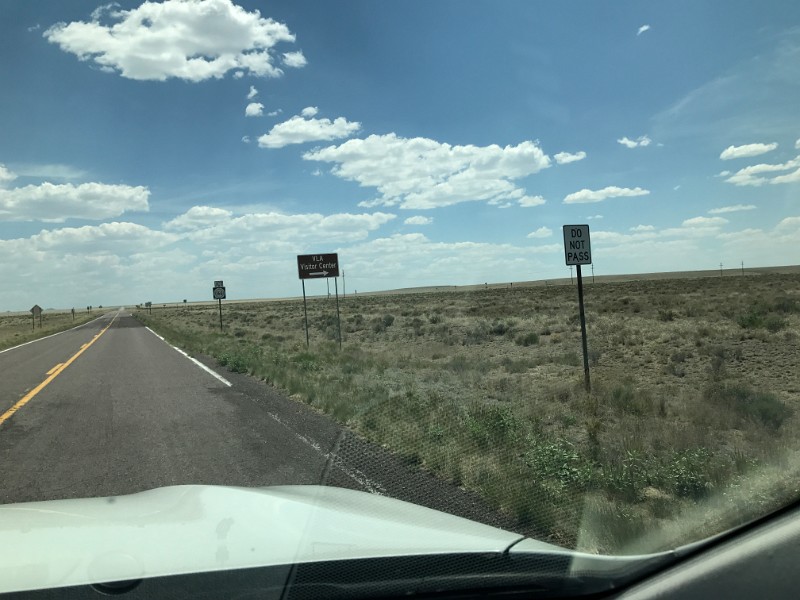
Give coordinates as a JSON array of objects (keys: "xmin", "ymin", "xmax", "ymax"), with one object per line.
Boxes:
[
  {"xmin": 297, "ymin": 253, "xmax": 342, "ymax": 349},
  {"xmin": 30, "ymin": 305, "xmax": 42, "ymax": 331},
  {"xmin": 334, "ymin": 277, "xmax": 342, "ymax": 347},
  {"xmin": 563, "ymin": 225, "xmax": 592, "ymax": 392},
  {"xmin": 213, "ymin": 281, "xmax": 226, "ymax": 331}
]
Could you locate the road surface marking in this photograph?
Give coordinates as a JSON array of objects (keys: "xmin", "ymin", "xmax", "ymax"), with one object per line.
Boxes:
[
  {"xmin": 263, "ymin": 410, "xmax": 385, "ymax": 495},
  {"xmin": 143, "ymin": 326, "xmax": 377, "ymax": 492},
  {"xmin": 144, "ymin": 327, "xmax": 232, "ymax": 387},
  {"xmin": 0, "ymin": 314, "xmax": 110, "ymax": 356},
  {"xmin": 0, "ymin": 315, "xmax": 118, "ymax": 428},
  {"xmin": 46, "ymin": 363, "xmax": 63, "ymax": 376}
]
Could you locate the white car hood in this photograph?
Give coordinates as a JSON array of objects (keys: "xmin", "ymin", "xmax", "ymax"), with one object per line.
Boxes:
[{"xmin": 0, "ymin": 485, "xmax": 560, "ymax": 593}]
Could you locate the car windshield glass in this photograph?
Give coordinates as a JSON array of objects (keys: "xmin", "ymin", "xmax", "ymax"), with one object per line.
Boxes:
[{"xmin": 1, "ymin": 0, "xmax": 800, "ymax": 596}]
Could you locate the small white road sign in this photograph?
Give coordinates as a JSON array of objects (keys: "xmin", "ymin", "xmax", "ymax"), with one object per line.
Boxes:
[{"xmin": 563, "ymin": 225, "xmax": 592, "ymax": 266}]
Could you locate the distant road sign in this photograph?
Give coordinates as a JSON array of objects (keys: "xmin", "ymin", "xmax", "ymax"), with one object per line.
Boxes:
[
  {"xmin": 563, "ymin": 225, "xmax": 592, "ymax": 266},
  {"xmin": 297, "ymin": 253, "xmax": 340, "ymax": 279},
  {"xmin": 213, "ymin": 287, "xmax": 226, "ymax": 300},
  {"xmin": 30, "ymin": 305, "xmax": 42, "ymax": 316},
  {"xmin": 214, "ymin": 280, "xmax": 224, "ymax": 288}
]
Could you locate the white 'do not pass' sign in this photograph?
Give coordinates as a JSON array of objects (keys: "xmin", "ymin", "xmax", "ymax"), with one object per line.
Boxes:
[{"xmin": 563, "ymin": 225, "xmax": 592, "ymax": 266}]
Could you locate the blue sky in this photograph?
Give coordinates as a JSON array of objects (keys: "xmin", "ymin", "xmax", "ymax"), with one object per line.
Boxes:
[{"xmin": 1, "ymin": 0, "xmax": 799, "ymax": 309}]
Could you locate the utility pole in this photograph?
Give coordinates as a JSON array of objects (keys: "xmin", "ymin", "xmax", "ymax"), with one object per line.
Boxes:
[
  {"xmin": 342, "ymin": 270, "xmax": 346, "ymax": 299},
  {"xmin": 591, "ymin": 263, "xmax": 595, "ymax": 284},
  {"xmin": 720, "ymin": 262, "xmax": 723, "ymax": 277},
  {"xmin": 741, "ymin": 261, "xmax": 744, "ymax": 276}
]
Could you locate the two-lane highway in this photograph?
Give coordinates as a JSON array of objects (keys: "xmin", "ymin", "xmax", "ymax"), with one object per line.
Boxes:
[
  {"xmin": 0, "ymin": 310, "xmax": 521, "ymax": 533},
  {"xmin": 0, "ymin": 311, "xmax": 360, "ymax": 503}
]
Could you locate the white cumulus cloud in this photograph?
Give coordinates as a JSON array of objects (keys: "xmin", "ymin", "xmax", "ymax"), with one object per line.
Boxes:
[
  {"xmin": 303, "ymin": 134, "xmax": 551, "ymax": 210},
  {"xmin": 720, "ymin": 142, "xmax": 778, "ymax": 160},
  {"xmin": 725, "ymin": 155, "xmax": 800, "ymax": 186},
  {"xmin": 164, "ymin": 205, "xmax": 233, "ymax": 230},
  {"xmin": 527, "ymin": 226, "xmax": 552, "ymax": 239},
  {"xmin": 554, "ymin": 151, "xmax": 586, "ymax": 164},
  {"xmin": 776, "ymin": 216, "xmax": 800, "ymax": 230},
  {"xmin": 637, "ymin": 24, "xmax": 651, "ymax": 36},
  {"xmin": 30, "ymin": 221, "xmax": 177, "ymax": 252},
  {"xmin": 563, "ymin": 186, "xmax": 649, "ymax": 204},
  {"xmin": 44, "ymin": 0, "xmax": 300, "ymax": 81},
  {"xmin": 0, "ymin": 164, "xmax": 17, "ymax": 186},
  {"xmin": 682, "ymin": 216, "xmax": 728, "ymax": 227},
  {"xmin": 404, "ymin": 215, "xmax": 432, "ymax": 226},
  {"xmin": 518, "ymin": 195, "xmax": 546, "ymax": 207},
  {"xmin": 258, "ymin": 113, "xmax": 361, "ymax": 149},
  {"xmin": 617, "ymin": 135, "xmax": 651, "ymax": 148},
  {"xmin": 164, "ymin": 206, "xmax": 396, "ymax": 245},
  {"xmin": 300, "ymin": 106, "xmax": 318, "ymax": 118},
  {"xmin": 708, "ymin": 204, "xmax": 756, "ymax": 214},
  {"xmin": 245, "ymin": 102, "xmax": 264, "ymax": 117},
  {"xmin": 630, "ymin": 224, "xmax": 655, "ymax": 232},
  {"xmin": 0, "ymin": 181, "xmax": 149, "ymax": 222},
  {"xmin": 342, "ymin": 233, "xmax": 560, "ymax": 290},
  {"xmin": 282, "ymin": 51, "xmax": 307, "ymax": 68},
  {"xmin": 247, "ymin": 86, "xmax": 258, "ymax": 99}
]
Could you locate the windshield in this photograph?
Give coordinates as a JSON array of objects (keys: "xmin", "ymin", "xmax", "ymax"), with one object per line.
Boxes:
[{"xmin": 1, "ymin": 0, "xmax": 800, "ymax": 596}]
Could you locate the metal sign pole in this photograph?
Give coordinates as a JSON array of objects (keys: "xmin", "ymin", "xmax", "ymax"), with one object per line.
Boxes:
[
  {"xmin": 576, "ymin": 265, "xmax": 591, "ymax": 392},
  {"xmin": 334, "ymin": 277, "xmax": 342, "ymax": 350},
  {"xmin": 218, "ymin": 298, "xmax": 223, "ymax": 331},
  {"xmin": 302, "ymin": 279, "xmax": 309, "ymax": 348},
  {"xmin": 31, "ymin": 313, "xmax": 34, "ymax": 331}
]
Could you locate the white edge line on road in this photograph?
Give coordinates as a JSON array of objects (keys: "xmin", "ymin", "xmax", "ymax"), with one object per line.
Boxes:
[
  {"xmin": 144, "ymin": 327, "xmax": 232, "ymax": 387},
  {"xmin": 0, "ymin": 314, "xmax": 111, "ymax": 356},
  {"xmin": 265, "ymin": 411, "xmax": 386, "ymax": 496},
  {"xmin": 142, "ymin": 327, "xmax": 379, "ymax": 493}
]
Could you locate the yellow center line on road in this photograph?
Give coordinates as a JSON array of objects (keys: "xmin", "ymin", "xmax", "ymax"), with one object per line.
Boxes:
[{"xmin": 0, "ymin": 314, "xmax": 118, "ymax": 428}]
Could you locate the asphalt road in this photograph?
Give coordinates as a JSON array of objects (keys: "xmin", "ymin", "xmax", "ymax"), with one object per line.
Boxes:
[{"xmin": 0, "ymin": 311, "xmax": 518, "ymax": 532}]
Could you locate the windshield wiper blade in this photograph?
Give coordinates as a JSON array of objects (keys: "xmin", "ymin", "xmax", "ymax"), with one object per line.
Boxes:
[{"xmin": 277, "ymin": 551, "xmax": 670, "ymax": 600}]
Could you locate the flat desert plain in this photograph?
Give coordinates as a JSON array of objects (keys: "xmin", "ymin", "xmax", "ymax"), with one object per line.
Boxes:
[{"xmin": 136, "ymin": 270, "xmax": 800, "ymax": 552}]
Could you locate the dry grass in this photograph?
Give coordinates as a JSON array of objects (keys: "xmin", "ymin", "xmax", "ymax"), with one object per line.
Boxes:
[
  {"xmin": 0, "ymin": 310, "xmax": 98, "ymax": 351},
  {"xmin": 135, "ymin": 272, "xmax": 800, "ymax": 553}
]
